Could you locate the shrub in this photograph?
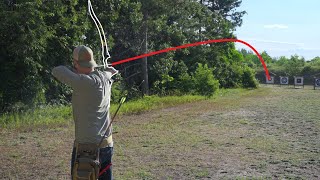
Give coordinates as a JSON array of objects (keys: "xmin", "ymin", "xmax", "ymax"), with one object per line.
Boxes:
[
  {"xmin": 242, "ymin": 66, "xmax": 258, "ymax": 88},
  {"xmin": 192, "ymin": 64, "xmax": 220, "ymax": 97},
  {"xmin": 177, "ymin": 73, "xmax": 194, "ymax": 94}
]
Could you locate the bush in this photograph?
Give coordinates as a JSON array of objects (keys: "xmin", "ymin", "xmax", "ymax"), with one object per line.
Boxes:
[
  {"xmin": 111, "ymin": 81, "xmax": 123, "ymax": 103},
  {"xmin": 192, "ymin": 64, "xmax": 220, "ymax": 97},
  {"xmin": 242, "ymin": 66, "xmax": 258, "ymax": 88},
  {"xmin": 177, "ymin": 73, "xmax": 194, "ymax": 94}
]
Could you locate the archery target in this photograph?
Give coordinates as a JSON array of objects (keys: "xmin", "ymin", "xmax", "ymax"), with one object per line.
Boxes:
[
  {"xmin": 266, "ymin": 76, "xmax": 274, "ymax": 84},
  {"xmin": 280, "ymin": 76, "xmax": 289, "ymax": 85},
  {"xmin": 294, "ymin": 77, "xmax": 304, "ymax": 86},
  {"xmin": 315, "ymin": 78, "xmax": 320, "ymax": 87}
]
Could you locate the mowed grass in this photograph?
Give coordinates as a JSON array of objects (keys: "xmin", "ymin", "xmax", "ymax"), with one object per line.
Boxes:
[
  {"xmin": 0, "ymin": 86, "xmax": 319, "ymax": 179},
  {"xmin": 112, "ymin": 85, "xmax": 320, "ymax": 179}
]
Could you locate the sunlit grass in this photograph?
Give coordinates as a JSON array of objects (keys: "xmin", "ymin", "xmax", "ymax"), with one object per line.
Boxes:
[
  {"xmin": 0, "ymin": 95, "xmax": 207, "ymax": 129},
  {"xmin": 112, "ymin": 95, "xmax": 206, "ymax": 115},
  {"xmin": 0, "ymin": 88, "xmax": 252, "ymax": 129},
  {"xmin": 0, "ymin": 105, "xmax": 72, "ymax": 129}
]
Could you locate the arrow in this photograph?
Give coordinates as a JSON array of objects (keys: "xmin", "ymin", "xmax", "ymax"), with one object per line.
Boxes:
[{"xmin": 111, "ymin": 38, "xmax": 270, "ymax": 80}]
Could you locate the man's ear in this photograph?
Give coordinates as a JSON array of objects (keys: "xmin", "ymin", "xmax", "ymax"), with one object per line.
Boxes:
[{"xmin": 73, "ymin": 61, "xmax": 79, "ymax": 69}]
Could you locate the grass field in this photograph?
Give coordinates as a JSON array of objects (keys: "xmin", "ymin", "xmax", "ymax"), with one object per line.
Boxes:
[
  {"xmin": 0, "ymin": 85, "xmax": 319, "ymax": 179},
  {"xmin": 0, "ymin": 95, "xmax": 206, "ymax": 129}
]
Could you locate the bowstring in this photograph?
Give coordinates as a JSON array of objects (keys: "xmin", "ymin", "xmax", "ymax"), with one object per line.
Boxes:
[{"xmin": 88, "ymin": 0, "xmax": 111, "ymax": 68}]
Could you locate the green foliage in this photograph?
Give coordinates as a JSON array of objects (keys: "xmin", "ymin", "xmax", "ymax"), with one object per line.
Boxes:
[
  {"xmin": 275, "ymin": 56, "xmax": 289, "ymax": 66},
  {"xmin": 301, "ymin": 65, "xmax": 320, "ymax": 76},
  {"xmin": 240, "ymin": 47, "xmax": 320, "ymax": 85},
  {"xmin": 215, "ymin": 50, "xmax": 259, "ymax": 88},
  {"xmin": 177, "ymin": 70, "xmax": 194, "ymax": 94},
  {"xmin": 284, "ymin": 55, "xmax": 305, "ymax": 76},
  {"xmin": 117, "ymin": 95, "xmax": 205, "ymax": 114},
  {"xmin": 240, "ymin": 49, "xmax": 271, "ymax": 68},
  {"xmin": 261, "ymin": 51, "xmax": 273, "ymax": 65},
  {"xmin": 150, "ymin": 57, "xmax": 176, "ymax": 95},
  {"xmin": 308, "ymin": 56, "xmax": 320, "ymax": 66},
  {"xmin": 111, "ymin": 74, "xmax": 126, "ymax": 103},
  {"xmin": 204, "ymin": 0, "xmax": 246, "ymax": 29},
  {"xmin": 0, "ymin": 0, "xmax": 89, "ymax": 111},
  {"xmin": 0, "ymin": 1, "xmax": 52, "ymax": 111},
  {"xmin": 192, "ymin": 64, "xmax": 220, "ymax": 97},
  {"xmin": 255, "ymin": 54, "xmax": 320, "ymax": 84},
  {"xmin": 0, "ymin": 105, "xmax": 72, "ymax": 129},
  {"xmin": 242, "ymin": 66, "xmax": 258, "ymax": 88},
  {"xmin": 0, "ymin": 0, "xmax": 254, "ymax": 113}
]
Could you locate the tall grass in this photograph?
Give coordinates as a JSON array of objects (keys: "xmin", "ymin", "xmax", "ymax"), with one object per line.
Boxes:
[
  {"xmin": 0, "ymin": 89, "xmax": 248, "ymax": 129},
  {"xmin": 0, "ymin": 95, "xmax": 206, "ymax": 129},
  {"xmin": 0, "ymin": 105, "xmax": 73, "ymax": 129},
  {"xmin": 112, "ymin": 95, "xmax": 206, "ymax": 115}
]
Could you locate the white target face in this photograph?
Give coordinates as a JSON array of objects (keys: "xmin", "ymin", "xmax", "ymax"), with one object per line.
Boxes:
[
  {"xmin": 315, "ymin": 79, "xmax": 320, "ymax": 87},
  {"xmin": 266, "ymin": 76, "xmax": 274, "ymax": 84},
  {"xmin": 280, "ymin": 77, "xmax": 289, "ymax": 84},
  {"xmin": 294, "ymin": 77, "xmax": 304, "ymax": 86}
]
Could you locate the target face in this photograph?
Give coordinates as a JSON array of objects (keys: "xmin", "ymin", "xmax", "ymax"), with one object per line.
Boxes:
[
  {"xmin": 266, "ymin": 76, "xmax": 274, "ymax": 84},
  {"xmin": 294, "ymin": 77, "xmax": 304, "ymax": 85},
  {"xmin": 280, "ymin": 77, "xmax": 289, "ymax": 84},
  {"xmin": 315, "ymin": 79, "xmax": 320, "ymax": 87}
]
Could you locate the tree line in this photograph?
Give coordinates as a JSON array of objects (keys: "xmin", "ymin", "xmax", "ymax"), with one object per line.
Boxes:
[
  {"xmin": 240, "ymin": 49, "xmax": 320, "ymax": 83},
  {"xmin": 0, "ymin": 0, "xmax": 258, "ymax": 113}
]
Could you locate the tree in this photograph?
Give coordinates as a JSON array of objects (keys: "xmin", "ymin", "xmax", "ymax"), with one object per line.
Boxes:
[
  {"xmin": 0, "ymin": 0, "xmax": 251, "ymax": 112},
  {"xmin": 275, "ymin": 56, "xmax": 289, "ymax": 66},
  {"xmin": 309, "ymin": 56, "xmax": 320, "ymax": 66},
  {"xmin": 202, "ymin": 0, "xmax": 246, "ymax": 30},
  {"xmin": 0, "ymin": 0, "xmax": 91, "ymax": 111},
  {"xmin": 0, "ymin": 1, "xmax": 52, "ymax": 111},
  {"xmin": 42, "ymin": 0, "xmax": 90, "ymax": 104},
  {"xmin": 261, "ymin": 51, "xmax": 272, "ymax": 65},
  {"xmin": 285, "ymin": 55, "xmax": 305, "ymax": 76}
]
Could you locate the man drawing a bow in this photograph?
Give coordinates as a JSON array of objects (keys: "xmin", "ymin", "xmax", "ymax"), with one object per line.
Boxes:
[{"xmin": 52, "ymin": 45, "xmax": 117, "ymax": 180}]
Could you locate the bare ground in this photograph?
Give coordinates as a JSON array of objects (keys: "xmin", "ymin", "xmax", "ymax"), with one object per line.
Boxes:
[{"xmin": 1, "ymin": 85, "xmax": 319, "ymax": 179}]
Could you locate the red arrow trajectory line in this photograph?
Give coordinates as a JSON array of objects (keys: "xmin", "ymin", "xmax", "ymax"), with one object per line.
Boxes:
[{"xmin": 111, "ymin": 38, "xmax": 270, "ymax": 80}]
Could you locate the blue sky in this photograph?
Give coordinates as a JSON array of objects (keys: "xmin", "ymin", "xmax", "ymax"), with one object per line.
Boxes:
[{"xmin": 235, "ymin": 0, "xmax": 320, "ymax": 60}]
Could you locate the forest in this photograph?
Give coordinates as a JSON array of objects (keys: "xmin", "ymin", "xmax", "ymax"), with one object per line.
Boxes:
[{"xmin": 0, "ymin": 0, "xmax": 319, "ymax": 113}]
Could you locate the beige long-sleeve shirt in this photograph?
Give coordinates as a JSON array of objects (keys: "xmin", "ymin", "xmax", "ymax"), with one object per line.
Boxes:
[{"xmin": 52, "ymin": 66, "xmax": 116, "ymax": 147}]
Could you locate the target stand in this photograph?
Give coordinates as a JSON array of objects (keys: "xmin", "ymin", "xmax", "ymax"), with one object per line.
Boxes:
[
  {"xmin": 280, "ymin": 76, "xmax": 289, "ymax": 87},
  {"xmin": 314, "ymin": 78, "xmax": 320, "ymax": 90},
  {"xmin": 265, "ymin": 76, "xmax": 275, "ymax": 85},
  {"xmin": 294, "ymin": 76, "xmax": 304, "ymax": 89}
]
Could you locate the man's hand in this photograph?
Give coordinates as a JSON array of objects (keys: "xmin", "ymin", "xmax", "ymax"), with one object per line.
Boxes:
[{"xmin": 105, "ymin": 66, "xmax": 118, "ymax": 76}]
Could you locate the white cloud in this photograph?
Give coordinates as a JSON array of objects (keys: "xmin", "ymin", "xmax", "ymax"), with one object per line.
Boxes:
[{"xmin": 263, "ymin": 24, "xmax": 289, "ymax": 29}]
